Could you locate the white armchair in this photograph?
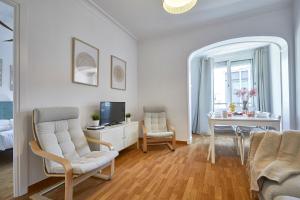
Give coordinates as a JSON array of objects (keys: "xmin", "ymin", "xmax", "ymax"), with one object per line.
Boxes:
[
  {"xmin": 142, "ymin": 111, "xmax": 176, "ymax": 152},
  {"xmin": 29, "ymin": 107, "xmax": 118, "ymax": 200}
]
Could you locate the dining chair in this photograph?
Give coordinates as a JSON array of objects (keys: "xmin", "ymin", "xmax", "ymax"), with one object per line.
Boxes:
[{"xmin": 235, "ymin": 114, "xmax": 281, "ymax": 165}]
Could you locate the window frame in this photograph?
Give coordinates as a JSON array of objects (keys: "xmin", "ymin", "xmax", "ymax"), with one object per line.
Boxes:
[{"xmin": 212, "ymin": 59, "xmax": 253, "ymax": 111}]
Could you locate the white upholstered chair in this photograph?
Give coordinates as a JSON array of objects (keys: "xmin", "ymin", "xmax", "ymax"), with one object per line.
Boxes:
[
  {"xmin": 141, "ymin": 109, "xmax": 176, "ymax": 152},
  {"xmin": 29, "ymin": 107, "xmax": 118, "ymax": 200}
]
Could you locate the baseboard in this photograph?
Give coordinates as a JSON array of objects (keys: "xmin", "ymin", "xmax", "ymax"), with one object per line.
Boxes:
[
  {"xmin": 176, "ymin": 140, "xmax": 188, "ymax": 145},
  {"xmin": 138, "ymin": 137, "xmax": 187, "ymax": 145}
]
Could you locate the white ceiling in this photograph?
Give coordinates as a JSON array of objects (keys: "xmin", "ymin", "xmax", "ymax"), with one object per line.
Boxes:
[{"xmin": 91, "ymin": 0, "xmax": 291, "ymax": 40}]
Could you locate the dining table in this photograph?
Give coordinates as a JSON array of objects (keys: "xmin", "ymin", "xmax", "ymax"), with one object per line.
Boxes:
[{"xmin": 207, "ymin": 114, "xmax": 281, "ymax": 164}]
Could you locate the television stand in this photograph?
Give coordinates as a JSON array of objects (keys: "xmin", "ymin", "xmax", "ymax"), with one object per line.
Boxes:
[
  {"xmin": 84, "ymin": 121, "xmax": 139, "ymax": 152},
  {"xmin": 106, "ymin": 122, "xmax": 122, "ymax": 126}
]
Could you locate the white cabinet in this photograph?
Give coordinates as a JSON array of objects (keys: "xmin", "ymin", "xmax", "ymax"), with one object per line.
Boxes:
[
  {"xmin": 124, "ymin": 122, "xmax": 139, "ymax": 147},
  {"xmin": 84, "ymin": 121, "xmax": 139, "ymax": 152}
]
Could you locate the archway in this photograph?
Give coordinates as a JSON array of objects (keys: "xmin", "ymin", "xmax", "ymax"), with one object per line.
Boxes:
[{"xmin": 187, "ymin": 36, "xmax": 289, "ymax": 144}]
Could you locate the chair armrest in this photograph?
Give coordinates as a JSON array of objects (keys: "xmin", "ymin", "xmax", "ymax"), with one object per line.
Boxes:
[
  {"xmin": 141, "ymin": 122, "xmax": 148, "ymax": 135},
  {"xmin": 86, "ymin": 136, "xmax": 114, "ymax": 151},
  {"xmin": 167, "ymin": 121, "xmax": 176, "ymax": 134},
  {"xmin": 29, "ymin": 140, "xmax": 72, "ymax": 173}
]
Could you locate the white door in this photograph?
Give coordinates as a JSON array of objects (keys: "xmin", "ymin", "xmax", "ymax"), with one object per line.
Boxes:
[
  {"xmin": 101, "ymin": 127, "xmax": 124, "ymax": 151},
  {"xmin": 124, "ymin": 122, "xmax": 138, "ymax": 147}
]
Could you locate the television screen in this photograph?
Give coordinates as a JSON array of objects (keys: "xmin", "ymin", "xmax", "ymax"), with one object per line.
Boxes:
[{"xmin": 100, "ymin": 102, "xmax": 125, "ymax": 126}]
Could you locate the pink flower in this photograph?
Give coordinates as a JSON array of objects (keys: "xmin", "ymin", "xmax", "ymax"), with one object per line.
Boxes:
[{"xmin": 235, "ymin": 88, "xmax": 257, "ymax": 100}]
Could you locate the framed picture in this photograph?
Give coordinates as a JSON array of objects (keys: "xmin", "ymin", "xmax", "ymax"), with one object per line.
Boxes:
[
  {"xmin": 111, "ymin": 55, "xmax": 126, "ymax": 90},
  {"xmin": 72, "ymin": 37, "xmax": 99, "ymax": 86}
]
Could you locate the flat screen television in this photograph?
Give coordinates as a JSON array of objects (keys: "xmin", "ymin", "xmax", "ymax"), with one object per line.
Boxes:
[{"xmin": 100, "ymin": 102, "xmax": 125, "ymax": 126}]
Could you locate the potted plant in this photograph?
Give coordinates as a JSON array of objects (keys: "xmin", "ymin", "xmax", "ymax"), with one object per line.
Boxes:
[
  {"xmin": 91, "ymin": 112, "xmax": 100, "ymax": 126},
  {"xmin": 125, "ymin": 113, "xmax": 131, "ymax": 123}
]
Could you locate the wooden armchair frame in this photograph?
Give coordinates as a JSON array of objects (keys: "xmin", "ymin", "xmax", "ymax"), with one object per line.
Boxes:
[
  {"xmin": 141, "ymin": 120, "xmax": 176, "ymax": 153},
  {"xmin": 29, "ymin": 112, "xmax": 116, "ymax": 200}
]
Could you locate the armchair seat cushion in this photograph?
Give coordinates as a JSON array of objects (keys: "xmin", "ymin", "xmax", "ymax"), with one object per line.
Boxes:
[
  {"xmin": 260, "ymin": 174, "xmax": 300, "ymax": 200},
  {"xmin": 147, "ymin": 131, "xmax": 174, "ymax": 138},
  {"xmin": 49, "ymin": 150, "xmax": 118, "ymax": 174}
]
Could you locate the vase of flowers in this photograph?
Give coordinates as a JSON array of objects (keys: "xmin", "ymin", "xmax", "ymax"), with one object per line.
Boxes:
[{"xmin": 235, "ymin": 88, "xmax": 257, "ymax": 111}]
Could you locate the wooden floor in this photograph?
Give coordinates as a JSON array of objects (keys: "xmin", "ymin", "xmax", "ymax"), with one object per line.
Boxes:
[
  {"xmin": 18, "ymin": 135, "xmax": 251, "ymax": 200},
  {"xmin": 0, "ymin": 149, "xmax": 13, "ymax": 200}
]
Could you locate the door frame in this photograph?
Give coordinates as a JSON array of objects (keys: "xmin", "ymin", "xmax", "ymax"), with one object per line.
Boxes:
[{"xmin": 0, "ymin": 0, "xmax": 22, "ymax": 197}]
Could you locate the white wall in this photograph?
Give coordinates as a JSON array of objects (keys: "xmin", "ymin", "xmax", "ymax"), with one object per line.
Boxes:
[
  {"xmin": 138, "ymin": 6, "xmax": 295, "ymax": 141},
  {"xmin": 294, "ymin": 0, "xmax": 300, "ymax": 129},
  {"xmin": 15, "ymin": 0, "xmax": 138, "ymax": 193},
  {"xmin": 269, "ymin": 44, "xmax": 282, "ymax": 117}
]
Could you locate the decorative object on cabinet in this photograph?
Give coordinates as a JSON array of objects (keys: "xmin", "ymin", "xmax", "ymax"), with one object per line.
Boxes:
[
  {"xmin": 125, "ymin": 113, "xmax": 131, "ymax": 123},
  {"xmin": 91, "ymin": 112, "xmax": 100, "ymax": 126},
  {"xmin": 111, "ymin": 55, "xmax": 126, "ymax": 90},
  {"xmin": 72, "ymin": 37, "xmax": 99, "ymax": 87}
]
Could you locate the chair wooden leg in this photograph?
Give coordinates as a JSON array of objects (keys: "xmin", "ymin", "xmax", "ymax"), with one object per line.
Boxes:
[
  {"xmin": 207, "ymin": 138, "xmax": 211, "ymax": 161},
  {"xmin": 143, "ymin": 136, "xmax": 147, "ymax": 153},
  {"xmin": 241, "ymin": 137, "xmax": 245, "ymax": 165},
  {"xmin": 237, "ymin": 136, "xmax": 243, "ymax": 165},
  {"xmin": 110, "ymin": 159, "xmax": 115, "ymax": 178},
  {"xmin": 65, "ymin": 170, "xmax": 73, "ymax": 200},
  {"xmin": 172, "ymin": 135, "xmax": 176, "ymax": 151}
]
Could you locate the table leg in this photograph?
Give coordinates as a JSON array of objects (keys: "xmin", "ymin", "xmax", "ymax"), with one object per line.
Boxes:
[
  {"xmin": 275, "ymin": 122, "xmax": 281, "ymax": 132},
  {"xmin": 207, "ymin": 120, "xmax": 212, "ymax": 161},
  {"xmin": 208, "ymin": 121, "xmax": 215, "ymax": 164},
  {"xmin": 211, "ymin": 123, "xmax": 215, "ymax": 164}
]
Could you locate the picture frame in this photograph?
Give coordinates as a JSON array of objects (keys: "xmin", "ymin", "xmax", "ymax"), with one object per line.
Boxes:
[
  {"xmin": 72, "ymin": 37, "xmax": 99, "ymax": 87},
  {"xmin": 111, "ymin": 55, "xmax": 126, "ymax": 90}
]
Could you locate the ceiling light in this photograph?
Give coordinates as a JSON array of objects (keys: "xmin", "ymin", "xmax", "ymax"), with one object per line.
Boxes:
[{"xmin": 163, "ymin": 0, "xmax": 198, "ymax": 14}]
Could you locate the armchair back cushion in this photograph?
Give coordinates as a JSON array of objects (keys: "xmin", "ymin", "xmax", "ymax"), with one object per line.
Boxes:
[
  {"xmin": 144, "ymin": 112, "xmax": 168, "ymax": 132},
  {"xmin": 33, "ymin": 107, "xmax": 91, "ymax": 173}
]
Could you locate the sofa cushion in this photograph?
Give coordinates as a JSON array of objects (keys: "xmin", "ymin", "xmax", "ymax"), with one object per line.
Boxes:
[
  {"xmin": 50, "ymin": 150, "xmax": 118, "ymax": 174},
  {"xmin": 36, "ymin": 118, "xmax": 91, "ymax": 173},
  {"xmin": 144, "ymin": 112, "xmax": 168, "ymax": 132},
  {"xmin": 147, "ymin": 131, "xmax": 174, "ymax": 137},
  {"xmin": 274, "ymin": 196, "xmax": 300, "ymax": 200},
  {"xmin": 261, "ymin": 174, "xmax": 300, "ymax": 200}
]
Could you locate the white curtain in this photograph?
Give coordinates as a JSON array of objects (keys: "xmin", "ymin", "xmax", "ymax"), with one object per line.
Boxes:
[
  {"xmin": 192, "ymin": 57, "xmax": 213, "ymax": 134},
  {"xmin": 253, "ymin": 46, "xmax": 271, "ymax": 112}
]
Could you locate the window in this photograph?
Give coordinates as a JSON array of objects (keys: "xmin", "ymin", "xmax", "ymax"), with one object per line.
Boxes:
[{"xmin": 213, "ymin": 59, "xmax": 253, "ymax": 111}]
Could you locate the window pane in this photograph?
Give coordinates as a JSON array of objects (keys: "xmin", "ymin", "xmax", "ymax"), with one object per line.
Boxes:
[
  {"xmin": 230, "ymin": 60, "xmax": 252, "ymax": 104},
  {"xmin": 213, "ymin": 63, "xmax": 227, "ymax": 110},
  {"xmin": 213, "ymin": 60, "xmax": 253, "ymax": 111}
]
